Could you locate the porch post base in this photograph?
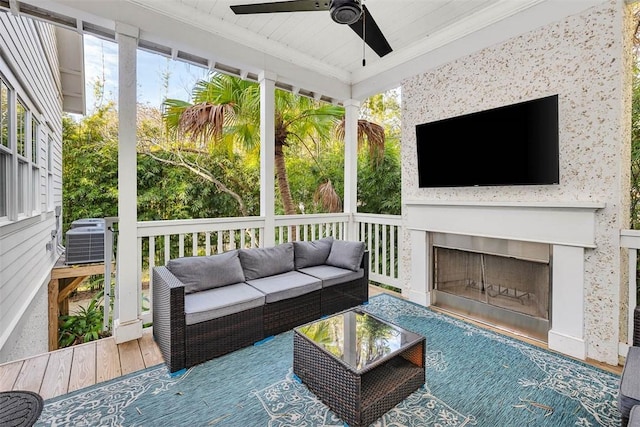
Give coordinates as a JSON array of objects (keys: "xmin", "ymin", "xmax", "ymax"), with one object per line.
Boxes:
[
  {"xmin": 405, "ymin": 289, "xmax": 431, "ymax": 307},
  {"xmin": 113, "ymin": 318, "xmax": 143, "ymax": 344},
  {"xmin": 548, "ymin": 330, "xmax": 586, "ymax": 360}
]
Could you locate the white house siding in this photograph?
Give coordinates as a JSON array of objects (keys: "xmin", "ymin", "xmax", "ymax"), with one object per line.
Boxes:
[
  {"xmin": 0, "ymin": 14, "xmax": 63, "ymax": 363},
  {"xmin": 401, "ymin": 0, "xmax": 632, "ymax": 365}
]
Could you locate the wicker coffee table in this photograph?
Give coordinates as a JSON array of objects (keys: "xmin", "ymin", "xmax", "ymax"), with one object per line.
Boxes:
[{"xmin": 293, "ymin": 309, "xmax": 425, "ymax": 426}]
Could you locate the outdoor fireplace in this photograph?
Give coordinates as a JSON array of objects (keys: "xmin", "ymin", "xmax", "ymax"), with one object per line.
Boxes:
[
  {"xmin": 431, "ymin": 233, "xmax": 551, "ymax": 341},
  {"xmin": 405, "ymin": 200, "xmax": 603, "ymax": 360}
]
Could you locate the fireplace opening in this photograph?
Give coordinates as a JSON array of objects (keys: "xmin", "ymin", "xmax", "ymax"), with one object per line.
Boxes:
[{"xmin": 431, "ymin": 234, "xmax": 551, "ymax": 342}]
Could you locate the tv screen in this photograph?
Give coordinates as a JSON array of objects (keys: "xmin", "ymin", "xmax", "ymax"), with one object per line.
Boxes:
[{"xmin": 415, "ymin": 95, "xmax": 559, "ymax": 188}]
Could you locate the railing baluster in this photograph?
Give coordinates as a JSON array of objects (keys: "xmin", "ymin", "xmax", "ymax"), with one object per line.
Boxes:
[
  {"xmin": 240, "ymin": 228, "xmax": 246, "ymax": 248},
  {"xmin": 164, "ymin": 235, "xmax": 170, "ymax": 264},
  {"xmin": 217, "ymin": 231, "xmax": 223, "ymax": 254},
  {"xmin": 367, "ymin": 222, "xmax": 373, "ymax": 265},
  {"xmin": 629, "ymin": 248, "xmax": 637, "ymax": 348},
  {"xmin": 137, "ymin": 237, "xmax": 143, "ymax": 317},
  {"xmin": 178, "ymin": 234, "xmax": 185, "ymax": 258},
  {"xmin": 390, "ymin": 225, "xmax": 396, "ymax": 278},
  {"xmin": 250, "ymin": 228, "xmax": 256, "ymax": 248},
  {"xmin": 192, "ymin": 232, "xmax": 198, "ymax": 256},
  {"xmin": 148, "ymin": 236, "xmax": 155, "ymax": 315},
  {"xmin": 374, "ymin": 223, "xmax": 380, "ymax": 275},
  {"xmin": 229, "ymin": 229, "xmax": 236, "ymax": 250},
  {"xmin": 382, "ymin": 224, "xmax": 388, "ymax": 277},
  {"xmin": 205, "ymin": 232, "xmax": 211, "ymax": 255}
]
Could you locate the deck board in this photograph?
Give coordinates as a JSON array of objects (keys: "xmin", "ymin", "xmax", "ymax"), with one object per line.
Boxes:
[
  {"xmin": 96, "ymin": 337, "xmax": 121, "ymax": 383},
  {"xmin": 68, "ymin": 342, "xmax": 96, "ymax": 392},
  {"xmin": 14, "ymin": 354, "xmax": 49, "ymax": 393},
  {"xmin": 118, "ymin": 340, "xmax": 145, "ymax": 375},
  {"xmin": 139, "ymin": 329, "xmax": 163, "ymax": 368},
  {"xmin": 39, "ymin": 347, "xmax": 73, "ymax": 399},
  {"xmin": 0, "ymin": 360, "xmax": 23, "ymax": 391}
]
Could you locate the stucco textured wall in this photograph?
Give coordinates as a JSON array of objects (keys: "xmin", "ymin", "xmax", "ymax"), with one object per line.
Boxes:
[{"xmin": 401, "ymin": 0, "xmax": 632, "ymax": 364}]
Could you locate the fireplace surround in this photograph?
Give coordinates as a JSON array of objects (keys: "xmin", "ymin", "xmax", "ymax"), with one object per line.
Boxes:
[
  {"xmin": 405, "ymin": 200, "xmax": 604, "ymax": 360},
  {"xmin": 432, "ymin": 233, "xmax": 551, "ymax": 341}
]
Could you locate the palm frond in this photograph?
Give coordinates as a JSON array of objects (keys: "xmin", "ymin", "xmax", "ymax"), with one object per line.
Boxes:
[
  {"xmin": 314, "ymin": 180, "xmax": 342, "ymax": 213},
  {"xmin": 178, "ymin": 102, "xmax": 234, "ymax": 144},
  {"xmin": 336, "ymin": 118, "xmax": 386, "ymax": 167}
]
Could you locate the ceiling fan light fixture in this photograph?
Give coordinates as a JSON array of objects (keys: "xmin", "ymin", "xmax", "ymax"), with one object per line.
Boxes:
[{"xmin": 329, "ymin": 0, "xmax": 362, "ymax": 25}]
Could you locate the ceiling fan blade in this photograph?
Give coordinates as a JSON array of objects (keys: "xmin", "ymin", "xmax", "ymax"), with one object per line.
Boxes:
[
  {"xmin": 231, "ymin": 0, "xmax": 330, "ymax": 15},
  {"xmin": 348, "ymin": 5, "xmax": 392, "ymax": 58}
]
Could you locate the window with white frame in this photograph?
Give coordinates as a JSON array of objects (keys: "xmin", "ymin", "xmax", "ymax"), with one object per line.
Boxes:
[
  {"xmin": 31, "ymin": 117, "xmax": 39, "ymax": 213},
  {"xmin": 0, "ymin": 73, "xmax": 43, "ymax": 223},
  {"xmin": 16, "ymin": 99, "xmax": 27, "ymax": 217},
  {"xmin": 47, "ymin": 133, "xmax": 53, "ymax": 210},
  {"xmin": 0, "ymin": 79, "xmax": 8, "ymax": 219}
]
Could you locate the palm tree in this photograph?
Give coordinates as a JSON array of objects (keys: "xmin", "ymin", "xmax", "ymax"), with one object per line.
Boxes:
[{"xmin": 162, "ymin": 72, "xmax": 385, "ymax": 215}]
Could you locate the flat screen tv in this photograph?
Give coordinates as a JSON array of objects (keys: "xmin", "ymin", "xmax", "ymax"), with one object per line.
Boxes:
[{"xmin": 415, "ymin": 94, "xmax": 559, "ymax": 188}]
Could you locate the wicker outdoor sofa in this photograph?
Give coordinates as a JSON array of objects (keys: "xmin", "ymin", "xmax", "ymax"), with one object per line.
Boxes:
[{"xmin": 152, "ymin": 237, "xmax": 369, "ymax": 373}]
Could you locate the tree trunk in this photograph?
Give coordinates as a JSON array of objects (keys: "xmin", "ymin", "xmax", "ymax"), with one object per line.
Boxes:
[{"xmin": 274, "ymin": 140, "xmax": 296, "ymax": 216}]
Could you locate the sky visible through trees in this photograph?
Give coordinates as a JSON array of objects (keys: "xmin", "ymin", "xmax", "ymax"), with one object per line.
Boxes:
[{"xmin": 83, "ymin": 34, "xmax": 208, "ymax": 111}]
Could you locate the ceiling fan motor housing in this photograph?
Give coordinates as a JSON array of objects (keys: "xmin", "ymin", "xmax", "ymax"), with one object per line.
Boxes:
[{"xmin": 330, "ymin": 0, "xmax": 362, "ymax": 25}]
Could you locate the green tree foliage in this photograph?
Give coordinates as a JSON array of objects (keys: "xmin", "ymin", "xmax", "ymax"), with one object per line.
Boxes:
[
  {"xmin": 162, "ymin": 73, "xmax": 346, "ymax": 215},
  {"xmin": 162, "ymin": 73, "xmax": 393, "ymax": 215},
  {"xmin": 358, "ymin": 140, "xmax": 401, "ymax": 215},
  {"xmin": 63, "ymin": 79, "xmax": 403, "ymax": 230},
  {"xmin": 62, "ymin": 105, "xmax": 118, "ymax": 234}
]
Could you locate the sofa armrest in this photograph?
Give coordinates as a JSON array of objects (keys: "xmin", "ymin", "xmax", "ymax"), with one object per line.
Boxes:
[
  {"xmin": 362, "ymin": 250, "xmax": 370, "ymax": 293},
  {"xmin": 153, "ymin": 266, "xmax": 187, "ymax": 373}
]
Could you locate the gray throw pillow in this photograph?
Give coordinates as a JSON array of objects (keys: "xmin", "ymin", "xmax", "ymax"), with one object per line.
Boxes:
[
  {"xmin": 167, "ymin": 250, "xmax": 245, "ymax": 294},
  {"xmin": 239, "ymin": 242, "xmax": 294, "ymax": 280},
  {"xmin": 293, "ymin": 236, "xmax": 334, "ymax": 269},
  {"xmin": 325, "ymin": 240, "xmax": 365, "ymax": 272}
]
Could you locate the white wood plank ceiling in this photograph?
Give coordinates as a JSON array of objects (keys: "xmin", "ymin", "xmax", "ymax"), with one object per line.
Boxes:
[{"xmin": 11, "ymin": 0, "xmax": 607, "ymax": 101}]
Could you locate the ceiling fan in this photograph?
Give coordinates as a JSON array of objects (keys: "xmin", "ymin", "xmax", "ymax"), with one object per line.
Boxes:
[{"xmin": 229, "ymin": 0, "xmax": 392, "ymax": 59}]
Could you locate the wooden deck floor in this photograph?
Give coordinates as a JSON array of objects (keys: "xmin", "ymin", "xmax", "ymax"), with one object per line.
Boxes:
[
  {"xmin": 0, "ymin": 328, "xmax": 163, "ymax": 400},
  {"xmin": 0, "ymin": 285, "xmax": 621, "ymax": 402}
]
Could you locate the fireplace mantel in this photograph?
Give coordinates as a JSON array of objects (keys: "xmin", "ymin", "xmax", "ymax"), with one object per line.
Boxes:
[
  {"xmin": 404, "ymin": 199, "xmax": 606, "ymax": 360},
  {"xmin": 405, "ymin": 200, "xmax": 605, "ymax": 248}
]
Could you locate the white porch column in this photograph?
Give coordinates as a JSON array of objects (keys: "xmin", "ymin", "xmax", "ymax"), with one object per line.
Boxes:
[
  {"xmin": 114, "ymin": 23, "xmax": 142, "ymax": 343},
  {"xmin": 259, "ymin": 71, "xmax": 276, "ymax": 247},
  {"xmin": 343, "ymin": 99, "xmax": 359, "ymax": 241},
  {"xmin": 548, "ymin": 244, "xmax": 586, "ymax": 360},
  {"xmin": 407, "ymin": 230, "xmax": 431, "ymax": 306}
]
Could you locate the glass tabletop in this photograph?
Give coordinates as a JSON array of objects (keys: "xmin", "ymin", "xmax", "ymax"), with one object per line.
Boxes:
[{"xmin": 295, "ymin": 309, "xmax": 424, "ymax": 373}]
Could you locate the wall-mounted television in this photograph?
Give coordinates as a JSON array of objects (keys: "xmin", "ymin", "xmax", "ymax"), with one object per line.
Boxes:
[{"xmin": 415, "ymin": 94, "xmax": 559, "ymax": 188}]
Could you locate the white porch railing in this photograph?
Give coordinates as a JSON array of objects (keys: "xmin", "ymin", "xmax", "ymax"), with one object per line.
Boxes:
[
  {"xmin": 135, "ymin": 213, "xmax": 402, "ymax": 325},
  {"xmin": 620, "ymin": 229, "xmax": 640, "ymax": 353},
  {"xmin": 354, "ymin": 213, "xmax": 402, "ymax": 290}
]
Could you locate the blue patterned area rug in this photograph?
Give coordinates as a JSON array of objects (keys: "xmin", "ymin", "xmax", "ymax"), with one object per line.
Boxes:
[{"xmin": 35, "ymin": 294, "xmax": 621, "ymax": 426}]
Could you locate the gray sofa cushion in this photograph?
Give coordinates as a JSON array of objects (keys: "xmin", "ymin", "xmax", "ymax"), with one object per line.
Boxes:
[
  {"xmin": 167, "ymin": 250, "xmax": 245, "ymax": 294},
  {"xmin": 293, "ymin": 236, "xmax": 334, "ymax": 269},
  {"xmin": 298, "ymin": 264, "xmax": 364, "ymax": 288},
  {"xmin": 630, "ymin": 405, "xmax": 640, "ymax": 426},
  {"xmin": 620, "ymin": 346, "xmax": 640, "ymax": 417},
  {"xmin": 246, "ymin": 271, "xmax": 321, "ymax": 303},
  {"xmin": 325, "ymin": 240, "xmax": 365, "ymax": 272},
  {"xmin": 184, "ymin": 283, "xmax": 265, "ymax": 326},
  {"xmin": 239, "ymin": 243, "xmax": 294, "ymax": 280}
]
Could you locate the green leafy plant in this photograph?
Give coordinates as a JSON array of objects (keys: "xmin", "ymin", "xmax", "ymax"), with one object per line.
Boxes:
[{"xmin": 58, "ymin": 290, "xmax": 110, "ymax": 348}]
